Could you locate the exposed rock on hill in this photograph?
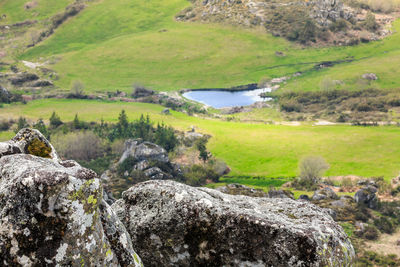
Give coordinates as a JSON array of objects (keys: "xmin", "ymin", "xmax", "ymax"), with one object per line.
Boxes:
[
  {"xmin": 176, "ymin": 0, "xmax": 393, "ymax": 45},
  {"xmin": 355, "ymin": 185, "xmax": 378, "ymax": 209},
  {"xmin": 102, "ymin": 139, "xmax": 182, "ymax": 198},
  {"xmin": 0, "ymin": 129, "xmax": 142, "ymax": 266},
  {"xmin": 113, "ymin": 180, "xmax": 355, "ymax": 266}
]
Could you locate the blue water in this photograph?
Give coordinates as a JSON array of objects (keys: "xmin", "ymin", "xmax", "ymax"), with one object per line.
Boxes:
[{"xmin": 183, "ymin": 88, "xmax": 271, "ymax": 108}]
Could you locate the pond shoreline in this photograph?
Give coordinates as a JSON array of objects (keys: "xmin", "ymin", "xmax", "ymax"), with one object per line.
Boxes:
[{"xmin": 179, "ymin": 83, "xmax": 258, "ymax": 93}]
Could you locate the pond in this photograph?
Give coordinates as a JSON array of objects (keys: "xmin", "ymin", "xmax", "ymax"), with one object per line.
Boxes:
[{"xmin": 182, "ymin": 88, "xmax": 271, "ymax": 108}]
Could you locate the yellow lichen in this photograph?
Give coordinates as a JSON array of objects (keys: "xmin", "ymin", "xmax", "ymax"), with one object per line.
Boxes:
[{"xmin": 27, "ymin": 138, "xmax": 52, "ymax": 158}]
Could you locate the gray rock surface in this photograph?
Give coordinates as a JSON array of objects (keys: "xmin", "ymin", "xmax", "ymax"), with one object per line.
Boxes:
[
  {"xmin": 362, "ymin": 73, "xmax": 378, "ymax": 80},
  {"xmin": 354, "ymin": 185, "xmax": 378, "ymax": 209},
  {"xmin": 268, "ymin": 188, "xmax": 295, "ymax": 199},
  {"xmin": 119, "ymin": 138, "xmax": 169, "ymax": 164},
  {"xmin": 113, "ymin": 180, "xmax": 355, "ymax": 267},
  {"xmin": 0, "ymin": 129, "xmax": 142, "ymax": 266},
  {"xmin": 312, "ymin": 187, "xmax": 339, "ymax": 201},
  {"xmin": 216, "ymin": 183, "xmax": 268, "ymax": 197}
]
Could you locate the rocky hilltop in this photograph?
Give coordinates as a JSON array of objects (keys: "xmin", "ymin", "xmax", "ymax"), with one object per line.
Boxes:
[
  {"xmin": 176, "ymin": 0, "xmax": 394, "ymax": 45},
  {"xmin": 0, "ymin": 129, "xmax": 355, "ymax": 266}
]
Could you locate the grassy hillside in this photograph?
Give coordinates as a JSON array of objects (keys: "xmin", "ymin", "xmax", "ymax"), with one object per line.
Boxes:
[
  {"xmin": 2, "ymin": 99, "xmax": 400, "ymax": 179},
  {"xmin": 18, "ymin": 0, "xmax": 400, "ymax": 92},
  {"xmin": 0, "ymin": 0, "xmax": 74, "ymax": 24}
]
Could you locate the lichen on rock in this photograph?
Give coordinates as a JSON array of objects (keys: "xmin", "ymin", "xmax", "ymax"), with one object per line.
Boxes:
[
  {"xmin": 0, "ymin": 129, "xmax": 142, "ymax": 266},
  {"xmin": 113, "ymin": 180, "xmax": 355, "ymax": 266}
]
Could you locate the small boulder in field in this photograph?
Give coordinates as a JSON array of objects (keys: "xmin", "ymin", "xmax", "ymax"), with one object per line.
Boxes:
[{"xmin": 362, "ymin": 73, "xmax": 378, "ymax": 80}]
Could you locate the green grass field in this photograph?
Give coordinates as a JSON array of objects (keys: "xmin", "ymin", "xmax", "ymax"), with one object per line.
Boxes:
[
  {"xmin": 0, "ymin": 130, "xmax": 14, "ymax": 141},
  {"xmin": 15, "ymin": 0, "xmax": 400, "ymax": 93},
  {"xmin": 0, "ymin": 0, "xmax": 74, "ymax": 24},
  {"xmin": 2, "ymin": 99, "xmax": 400, "ymax": 180}
]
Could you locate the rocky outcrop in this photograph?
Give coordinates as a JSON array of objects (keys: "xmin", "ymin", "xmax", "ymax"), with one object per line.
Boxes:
[
  {"xmin": 8, "ymin": 72, "xmax": 39, "ymax": 85},
  {"xmin": 119, "ymin": 138, "xmax": 169, "ymax": 164},
  {"xmin": 0, "ymin": 129, "xmax": 142, "ymax": 266},
  {"xmin": 216, "ymin": 183, "xmax": 268, "ymax": 197},
  {"xmin": 113, "ymin": 180, "xmax": 355, "ymax": 267},
  {"xmin": 103, "ymin": 139, "xmax": 182, "ymax": 197},
  {"xmin": 312, "ymin": 187, "xmax": 339, "ymax": 201},
  {"xmin": 355, "ymin": 185, "xmax": 378, "ymax": 209}
]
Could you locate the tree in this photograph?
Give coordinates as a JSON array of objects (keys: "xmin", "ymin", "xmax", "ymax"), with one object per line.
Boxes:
[
  {"xmin": 154, "ymin": 123, "xmax": 179, "ymax": 152},
  {"xmin": 298, "ymin": 156, "xmax": 329, "ymax": 186},
  {"xmin": 49, "ymin": 111, "xmax": 63, "ymax": 128},
  {"xmin": 70, "ymin": 80, "xmax": 85, "ymax": 98},
  {"xmin": 196, "ymin": 137, "xmax": 211, "ymax": 163},
  {"xmin": 33, "ymin": 119, "xmax": 50, "ymax": 140},
  {"xmin": 73, "ymin": 114, "xmax": 81, "ymax": 129},
  {"xmin": 15, "ymin": 117, "xmax": 29, "ymax": 133},
  {"xmin": 117, "ymin": 110, "xmax": 129, "ymax": 137}
]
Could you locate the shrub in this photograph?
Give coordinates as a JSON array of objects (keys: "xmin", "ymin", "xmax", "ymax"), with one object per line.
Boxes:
[
  {"xmin": 33, "ymin": 119, "xmax": 50, "ymax": 140},
  {"xmin": 183, "ymin": 164, "xmax": 220, "ymax": 186},
  {"xmin": 374, "ymin": 216, "xmax": 395, "ymax": 234},
  {"xmin": 364, "ymin": 12, "xmax": 379, "ymax": 31},
  {"xmin": 68, "ymin": 80, "xmax": 86, "ymax": 98},
  {"xmin": 298, "ymin": 156, "xmax": 329, "ymax": 185},
  {"xmin": 117, "ymin": 156, "xmax": 138, "ymax": 176},
  {"xmin": 49, "ymin": 111, "xmax": 63, "ymax": 128},
  {"xmin": 280, "ymin": 99, "xmax": 303, "ymax": 112},
  {"xmin": 329, "ymin": 19, "xmax": 348, "ymax": 32},
  {"xmin": 0, "ymin": 120, "xmax": 11, "ymax": 131},
  {"xmin": 52, "ymin": 131, "xmax": 105, "ymax": 161},
  {"xmin": 363, "ymin": 225, "xmax": 379, "ymax": 240},
  {"xmin": 15, "ymin": 117, "xmax": 29, "ymax": 133}
]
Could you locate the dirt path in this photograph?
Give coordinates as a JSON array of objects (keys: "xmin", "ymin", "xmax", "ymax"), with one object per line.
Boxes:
[{"xmin": 364, "ymin": 229, "xmax": 400, "ymax": 257}]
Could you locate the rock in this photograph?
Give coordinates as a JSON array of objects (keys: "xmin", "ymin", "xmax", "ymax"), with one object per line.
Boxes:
[
  {"xmin": 268, "ymin": 188, "xmax": 294, "ymax": 199},
  {"xmin": 162, "ymin": 108, "xmax": 170, "ymax": 115},
  {"xmin": 362, "ymin": 73, "xmax": 378, "ymax": 80},
  {"xmin": 8, "ymin": 72, "xmax": 39, "ymax": 85},
  {"xmin": 0, "ymin": 129, "xmax": 142, "ymax": 266},
  {"xmin": 143, "ymin": 167, "xmax": 172, "ymax": 179},
  {"xmin": 105, "ymin": 139, "xmax": 182, "ymax": 197},
  {"xmin": 118, "ymin": 139, "xmax": 169, "ymax": 164},
  {"xmin": 113, "ymin": 180, "xmax": 355, "ymax": 266},
  {"xmin": 220, "ymin": 106, "xmax": 244, "ymax": 114},
  {"xmin": 354, "ymin": 185, "xmax": 378, "ymax": 209},
  {"xmin": 131, "ymin": 86, "xmax": 155, "ymax": 98},
  {"xmin": 184, "ymin": 131, "xmax": 204, "ymax": 143},
  {"xmin": 0, "ymin": 85, "xmax": 10, "ymax": 102},
  {"xmin": 216, "ymin": 183, "xmax": 268, "ymax": 197},
  {"xmin": 312, "ymin": 187, "xmax": 339, "ymax": 201},
  {"xmin": 30, "ymin": 79, "xmax": 53, "ymax": 87},
  {"xmin": 299, "ymin": 194, "xmax": 311, "ymax": 201},
  {"xmin": 0, "ymin": 128, "xmax": 59, "ymax": 160}
]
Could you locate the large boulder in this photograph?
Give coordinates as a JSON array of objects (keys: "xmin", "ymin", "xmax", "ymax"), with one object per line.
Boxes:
[
  {"xmin": 354, "ymin": 185, "xmax": 378, "ymax": 209},
  {"xmin": 113, "ymin": 180, "xmax": 355, "ymax": 267},
  {"xmin": 312, "ymin": 187, "xmax": 339, "ymax": 201},
  {"xmin": 104, "ymin": 139, "xmax": 181, "ymax": 198},
  {"xmin": 118, "ymin": 138, "xmax": 169, "ymax": 164},
  {"xmin": 0, "ymin": 129, "xmax": 142, "ymax": 266}
]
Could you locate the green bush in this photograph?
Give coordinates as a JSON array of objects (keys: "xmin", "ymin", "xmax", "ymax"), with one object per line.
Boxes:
[
  {"xmin": 374, "ymin": 216, "xmax": 395, "ymax": 234},
  {"xmin": 183, "ymin": 164, "xmax": 220, "ymax": 186},
  {"xmin": 363, "ymin": 225, "xmax": 379, "ymax": 240}
]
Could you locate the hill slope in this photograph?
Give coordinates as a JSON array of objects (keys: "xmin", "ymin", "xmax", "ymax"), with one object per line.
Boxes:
[{"xmin": 5, "ymin": 0, "xmax": 395, "ymax": 93}]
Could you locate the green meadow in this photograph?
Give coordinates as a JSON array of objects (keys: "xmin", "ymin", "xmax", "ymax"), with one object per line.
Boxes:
[
  {"xmin": 15, "ymin": 0, "xmax": 400, "ymax": 92},
  {"xmin": 0, "ymin": 0, "xmax": 74, "ymax": 24},
  {"xmin": 2, "ymin": 99, "xmax": 400, "ymax": 180}
]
